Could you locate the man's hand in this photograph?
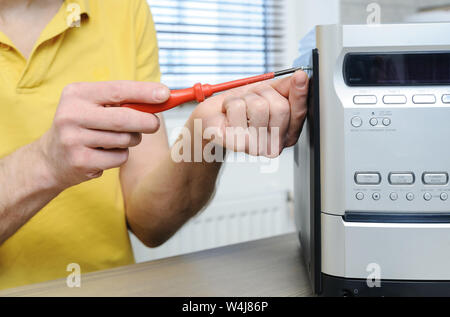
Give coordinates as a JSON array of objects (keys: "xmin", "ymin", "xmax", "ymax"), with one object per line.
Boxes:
[
  {"xmin": 38, "ymin": 81, "xmax": 170, "ymax": 190},
  {"xmin": 190, "ymin": 70, "xmax": 309, "ymax": 157}
]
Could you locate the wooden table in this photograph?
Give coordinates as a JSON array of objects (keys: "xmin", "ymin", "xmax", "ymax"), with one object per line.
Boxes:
[{"xmin": 0, "ymin": 233, "xmax": 313, "ymax": 297}]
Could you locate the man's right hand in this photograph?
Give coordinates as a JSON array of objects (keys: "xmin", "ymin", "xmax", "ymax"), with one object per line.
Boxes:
[{"xmin": 38, "ymin": 81, "xmax": 170, "ymax": 189}]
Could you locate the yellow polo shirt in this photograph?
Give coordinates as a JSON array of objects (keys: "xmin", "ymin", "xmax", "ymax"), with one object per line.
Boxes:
[{"xmin": 0, "ymin": 0, "xmax": 161, "ymax": 290}]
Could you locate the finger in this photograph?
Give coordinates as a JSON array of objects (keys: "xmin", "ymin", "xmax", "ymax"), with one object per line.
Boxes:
[
  {"xmin": 267, "ymin": 74, "xmax": 292, "ymax": 98},
  {"xmin": 83, "ymin": 130, "xmax": 142, "ymax": 149},
  {"xmin": 222, "ymin": 96, "xmax": 248, "ymax": 129},
  {"xmin": 86, "ymin": 148, "xmax": 130, "ymax": 171},
  {"xmin": 254, "ymin": 85, "xmax": 291, "ymax": 156},
  {"xmin": 222, "ymin": 97, "xmax": 249, "ymax": 152},
  {"xmin": 286, "ymin": 70, "xmax": 309, "ymax": 146},
  {"xmin": 254, "ymin": 85, "xmax": 290, "ymax": 136},
  {"xmin": 81, "ymin": 106, "xmax": 160, "ymax": 133},
  {"xmin": 244, "ymin": 93, "xmax": 269, "ymax": 129},
  {"xmin": 242, "ymin": 93, "xmax": 269, "ymax": 156},
  {"xmin": 64, "ymin": 81, "xmax": 170, "ymax": 105}
]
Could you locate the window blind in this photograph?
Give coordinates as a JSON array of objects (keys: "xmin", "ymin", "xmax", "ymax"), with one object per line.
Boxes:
[{"xmin": 147, "ymin": 0, "xmax": 285, "ymax": 90}]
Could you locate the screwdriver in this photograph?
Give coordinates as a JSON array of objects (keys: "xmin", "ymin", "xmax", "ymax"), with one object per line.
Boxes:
[{"xmin": 121, "ymin": 66, "xmax": 311, "ymax": 114}]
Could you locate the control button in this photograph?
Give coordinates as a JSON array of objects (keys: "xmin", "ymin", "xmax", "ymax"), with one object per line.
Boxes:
[
  {"xmin": 413, "ymin": 94, "xmax": 436, "ymax": 104},
  {"xmin": 441, "ymin": 193, "xmax": 448, "ymax": 201},
  {"xmin": 355, "ymin": 172, "xmax": 381, "ymax": 185},
  {"xmin": 372, "ymin": 192, "xmax": 381, "ymax": 201},
  {"xmin": 424, "ymin": 192, "xmax": 432, "ymax": 201},
  {"xmin": 382, "ymin": 118, "xmax": 391, "ymax": 126},
  {"xmin": 353, "ymin": 95, "xmax": 377, "ymax": 105},
  {"xmin": 442, "ymin": 95, "xmax": 450, "ymax": 104},
  {"xmin": 390, "ymin": 192, "xmax": 398, "ymax": 201},
  {"xmin": 351, "ymin": 116, "xmax": 363, "ymax": 128},
  {"xmin": 369, "ymin": 118, "xmax": 378, "ymax": 126},
  {"xmin": 423, "ymin": 173, "xmax": 449, "ymax": 185},
  {"xmin": 356, "ymin": 192, "xmax": 365, "ymax": 200},
  {"xmin": 389, "ymin": 173, "xmax": 415, "ymax": 185},
  {"xmin": 383, "ymin": 95, "xmax": 407, "ymax": 104},
  {"xmin": 413, "ymin": 95, "xmax": 436, "ymax": 104},
  {"xmin": 406, "ymin": 193, "xmax": 415, "ymax": 201}
]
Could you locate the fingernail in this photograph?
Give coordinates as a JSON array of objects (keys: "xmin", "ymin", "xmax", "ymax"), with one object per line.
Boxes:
[{"xmin": 154, "ymin": 87, "xmax": 169, "ymax": 101}]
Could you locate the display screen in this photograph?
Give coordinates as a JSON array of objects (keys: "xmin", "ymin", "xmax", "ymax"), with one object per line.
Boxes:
[{"xmin": 344, "ymin": 52, "xmax": 450, "ymax": 86}]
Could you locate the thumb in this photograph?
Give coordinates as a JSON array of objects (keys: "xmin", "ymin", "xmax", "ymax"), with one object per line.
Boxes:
[{"xmin": 286, "ymin": 70, "xmax": 309, "ymax": 146}]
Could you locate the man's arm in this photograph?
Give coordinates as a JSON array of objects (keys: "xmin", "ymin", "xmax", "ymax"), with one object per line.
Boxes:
[
  {"xmin": 121, "ymin": 116, "xmax": 222, "ymax": 248},
  {"xmin": 0, "ymin": 140, "xmax": 63, "ymax": 244},
  {"xmin": 0, "ymin": 81, "xmax": 171, "ymax": 245},
  {"xmin": 122, "ymin": 70, "xmax": 308, "ymax": 248}
]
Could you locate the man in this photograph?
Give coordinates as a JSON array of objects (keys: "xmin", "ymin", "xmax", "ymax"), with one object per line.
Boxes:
[{"xmin": 0, "ymin": 0, "xmax": 308, "ymax": 289}]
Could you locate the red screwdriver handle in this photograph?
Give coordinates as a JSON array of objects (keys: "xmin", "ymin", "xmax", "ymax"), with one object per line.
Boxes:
[
  {"xmin": 122, "ymin": 83, "xmax": 214, "ymax": 114},
  {"xmin": 121, "ymin": 72, "xmax": 275, "ymax": 114}
]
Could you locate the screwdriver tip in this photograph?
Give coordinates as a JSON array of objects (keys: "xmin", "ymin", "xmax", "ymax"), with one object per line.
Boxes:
[{"xmin": 274, "ymin": 66, "xmax": 312, "ymax": 77}]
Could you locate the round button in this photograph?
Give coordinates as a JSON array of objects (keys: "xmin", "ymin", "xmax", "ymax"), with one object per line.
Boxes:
[
  {"xmin": 372, "ymin": 192, "xmax": 381, "ymax": 201},
  {"xmin": 390, "ymin": 192, "xmax": 398, "ymax": 201},
  {"xmin": 406, "ymin": 193, "xmax": 415, "ymax": 201},
  {"xmin": 441, "ymin": 193, "xmax": 448, "ymax": 201},
  {"xmin": 424, "ymin": 192, "xmax": 432, "ymax": 201},
  {"xmin": 351, "ymin": 116, "xmax": 363, "ymax": 128},
  {"xmin": 356, "ymin": 192, "xmax": 364, "ymax": 200},
  {"xmin": 382, "ymin": 118, "xmax": 391, "ymax": 126},
  {"xmin": 369, "ymin": 118, "xmax": 378, "ymax": 126}
]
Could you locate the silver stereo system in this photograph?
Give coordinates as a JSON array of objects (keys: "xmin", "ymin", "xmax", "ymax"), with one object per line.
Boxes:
[{"xmin": 294, "ymin": 23, "xmax": 450, "ymax": 296}]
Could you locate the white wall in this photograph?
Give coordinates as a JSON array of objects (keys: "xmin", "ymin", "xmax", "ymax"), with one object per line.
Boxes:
[{"xmin": 283, "ymin": 0, "xmax": 340, "ymax": 65}]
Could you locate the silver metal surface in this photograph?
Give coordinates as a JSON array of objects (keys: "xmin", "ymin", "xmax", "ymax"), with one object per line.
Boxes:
[{"xmin": 296, "ymin": 23, "xmax": 450, "ymax": 281}]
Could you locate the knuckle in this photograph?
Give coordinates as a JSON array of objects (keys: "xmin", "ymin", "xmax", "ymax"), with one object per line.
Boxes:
[
  {"xmin": 108, "ymin": 83, "xmax": 125, "ymax": 104},
  {"xmin": 227, "ymin": 98, "xmax": 246, "ymax": 111},
  {"xmin": 235, "ymin": 99, "xmax": 247, "ymax": 111},
  {"xmin": 254, "ymin": 83, "xmax": 271, "ymax": 93},
  {"xmin": 54, "ymin": 115, "xmax": 67, "ymax": 130},
  {"xmin": 54, "ymin": 112, "xmax": 76, "ymax": 129},
  {"xmin": 69, "ymin": 149, "xmax": 88, "ymax": 171},
  {"xmin": 60, "ymin": 130, "xmax": 78, "ymax": 148},
  {"xmin": 62, "ymin": 83, "xmax": 82, "ymax": 98},
  {"xmin": 111, "ymin": 116, "xmax": 126, "ymax": 131},
  {"xmin": 251, "ymin": 97, "xmax": 269, "ymax": 111},
  {"xmin": 274, "ymin": 99, "xmax": 291, "ymax": 116}
]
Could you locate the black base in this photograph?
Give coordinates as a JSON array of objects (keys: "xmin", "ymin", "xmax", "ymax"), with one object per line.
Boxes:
[{"xmin": 321, "ymin": 274, "xmax": 450, "ymax": 297}]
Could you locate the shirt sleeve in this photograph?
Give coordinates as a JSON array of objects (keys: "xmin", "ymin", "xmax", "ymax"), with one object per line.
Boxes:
[{"xmin": 134, "ymin": 0, "xmax": 161, "ymax": 83}]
